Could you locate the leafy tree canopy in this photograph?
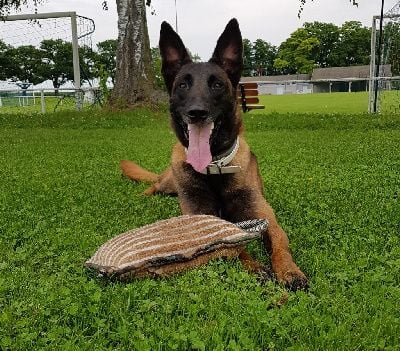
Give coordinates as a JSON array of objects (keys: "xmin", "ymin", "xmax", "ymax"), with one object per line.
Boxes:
[
  {"xmin": 273, "ymin": 20, "xmax": 370, "ymax": 75},
  {"xmin": 274, "ymin": 28, "xmax": 320, "ymax": 74},
  {"xmin": 95, "ymin": 39, "xmax": 118, "ymax": 84},
  {"xmin": 6, "ymin": 44, "xmax": 43, "ymax": 83},
  {"xmin": 0, "ymin": 0, "xmax": 46, "ymax": 16},
  {"xmin": 242, "ymin": 39, "xmax": 253, "ymax": 76}
]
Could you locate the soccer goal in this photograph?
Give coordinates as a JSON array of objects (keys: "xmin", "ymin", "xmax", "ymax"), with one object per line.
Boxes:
[
  {"xmin": 0, "ymin": 11, "xmax": 95, "ymax": 110},
  {"xmin": 369, "ymin": 2, "xmax": 400, "ymax": 114}
]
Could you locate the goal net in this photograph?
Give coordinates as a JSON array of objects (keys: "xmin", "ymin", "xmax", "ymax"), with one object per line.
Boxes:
[
  {"xmin": 369, "ymin": 2, "xmax": 400, "ymax": 114},
  {"xmin": 0, "ymin": 12, "xmax": 95, "ymax": 110}
]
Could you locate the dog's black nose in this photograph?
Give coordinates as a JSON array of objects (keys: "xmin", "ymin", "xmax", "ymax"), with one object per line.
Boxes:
[{"xmin": 187, "ymin": 109, "xmax": 209, "ymax": 121}]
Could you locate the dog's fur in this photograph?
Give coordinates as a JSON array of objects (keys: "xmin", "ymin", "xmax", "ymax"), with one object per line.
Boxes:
[{"xmin": 121, "ymin": 19, "xmax": 308, "ymax": 290}]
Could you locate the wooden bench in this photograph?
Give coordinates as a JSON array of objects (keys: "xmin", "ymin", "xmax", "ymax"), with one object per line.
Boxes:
[{"xmin": 237, "ymin": 82, "xmax": 265, "ymax": 113}]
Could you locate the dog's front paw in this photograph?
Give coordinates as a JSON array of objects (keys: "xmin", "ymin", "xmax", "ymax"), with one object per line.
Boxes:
[
  {"xmin": 276, "ymin": 267, "xmax": 308, "ymax": 291},
  {"xmin": 255, "ymin": 265, "xmax": 274, "ymax": 284}
]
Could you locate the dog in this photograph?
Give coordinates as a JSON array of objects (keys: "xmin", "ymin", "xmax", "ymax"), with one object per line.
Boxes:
[{"xmin": 120, "ymin": 19, "xmax": 308, "ymax": 290}]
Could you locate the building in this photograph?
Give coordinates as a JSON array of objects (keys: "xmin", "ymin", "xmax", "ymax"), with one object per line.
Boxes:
[
  {"xmin": 241, "ymin": 74, "xmax": 312, "ymax": 95},
  {"xmin": 311, "ymin": 65, "xmax": 392, "ymax": 93},
  {"xmin": 241, "ymin": 65, "xmax": 393, "ymax": 95}
]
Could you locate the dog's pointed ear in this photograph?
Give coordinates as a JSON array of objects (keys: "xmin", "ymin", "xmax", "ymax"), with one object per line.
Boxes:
[
  {"xmin": 209, "ymin": 18, "xmax": 243, "ymax": 88},
  {"xmin": 159, "ymin": 21, "xmax": 192, "ymax": 94}
]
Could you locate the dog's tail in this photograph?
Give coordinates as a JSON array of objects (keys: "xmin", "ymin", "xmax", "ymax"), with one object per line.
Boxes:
[{"xmin": 120, "ymin": 160, "xmax": 159, "ymax": 183}]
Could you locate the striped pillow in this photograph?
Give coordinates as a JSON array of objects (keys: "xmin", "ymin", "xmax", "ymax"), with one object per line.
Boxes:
[{"xmin": 85, "ymin": 215, "xmax": 267, "ymax": 281}]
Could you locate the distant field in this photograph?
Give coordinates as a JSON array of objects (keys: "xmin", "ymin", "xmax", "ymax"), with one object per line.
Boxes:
[
  {"xmin": 1, "ymin": 109, "xmax": 400, "ymax": 349},
  {"xmin": 2, "ymin": 91, "xmax": 398, "ymax": 115},
  {"xmin": 0, "ymin": 94, "xmax": 101, "ymax": 114},
  {"xmin": 254, "ymin": 92, "xmax": 369, "ymax": 114}
]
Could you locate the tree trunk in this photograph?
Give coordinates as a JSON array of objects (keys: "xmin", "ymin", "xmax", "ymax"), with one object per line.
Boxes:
[{"xmin": 110, "ymin": 0, "xmax": 155, "ymax": 107}]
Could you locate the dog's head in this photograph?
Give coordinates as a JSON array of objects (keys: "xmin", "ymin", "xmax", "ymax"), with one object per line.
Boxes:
[{"xmin": 159, "ymin": 19, "xmax": 243, "ymax": 172}]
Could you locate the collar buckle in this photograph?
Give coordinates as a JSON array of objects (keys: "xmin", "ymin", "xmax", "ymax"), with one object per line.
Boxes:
[
  {"xmin": 205, "ymin": 164, "xmax": 242, "ymax": 175},
  {"xmin": 201, "ymin": 137, "xmax": 241, "ymax": 175}
]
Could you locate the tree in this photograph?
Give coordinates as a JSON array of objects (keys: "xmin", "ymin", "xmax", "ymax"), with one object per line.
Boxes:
[
  {"xmin": 274, "ymin": 28, "xmax": 319, "ymax": 74},
  {"xmin": 38, "ymin": 39, "xmax": 74, "ymax": 92},
  {"xmin": 0, "ymin": 40, "xmax": 13, "ymax": 80},
  {"xmin": 273, "ymin": 20, "xmax": 370, "ymax": 74},
  {"xmin": 382, "ymin": 22, "xmax": 400, "ymax": 75},
  {"xmin": 333, "ymin": 21, "xmax": 370, "ymax": 66},
  {"xmin": 79, "ymin": 44, "xmax": 98, "ymax": 82},
  {"xmin": 151, "ymin": 46, "xmax": 165, "ymax": 90},
  {"xmin": 7, "ymin": 45, "xmax": 43, "ymax": 83},
  {"xmin": 0, "ymin": 0, "xmax": 46, "ymax": 16},
  {"xmin": 303, "ymin": 21, "xmax": 340, "ymax": 67},
  {"xmin": 110, "ymin": 0, "xmax": 155, "ymax": 107},
  {"xmin": 242, "ymin": 39, "xmax": 253, "ymax": 76},
  {"xmin": 95, "ymin": 39, "xmax": 117, "ymax": 84},
  {"xmin": 253, "ymin": 39, "xmax": 276, "ymax": 76}
]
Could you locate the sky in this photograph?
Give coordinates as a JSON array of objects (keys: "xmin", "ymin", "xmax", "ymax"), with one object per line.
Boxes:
[{"xmin": 5, "ymin": 0, "xmax": 400, "ymax": 60}]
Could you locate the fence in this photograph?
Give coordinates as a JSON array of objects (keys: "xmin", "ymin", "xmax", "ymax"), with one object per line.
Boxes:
[{"xmin": 0, "ymin": 87, "xmax": 103, "ymax": 113}]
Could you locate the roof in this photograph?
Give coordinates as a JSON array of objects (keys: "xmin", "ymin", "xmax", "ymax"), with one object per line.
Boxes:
[
  {"xmin": 242, "ymin": 65, "xmax": 393, "ymax": 83},
  {"xmin": 241, "ymin": 74, "xmax": 311, "ymax": 82},
  {"xmin": 311, "ymin": 65, "xmax": 392, "ymax": 80}
]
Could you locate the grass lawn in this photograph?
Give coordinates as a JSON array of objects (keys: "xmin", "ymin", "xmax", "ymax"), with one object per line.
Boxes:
[
  {"xmin": 255, "ymin": 92, "xmax": 369, "ymax": 114},
  {"xmin": 1, "ymin": 108, "xmax": 400, "ymax": 350},
  {"xmin": 0, "ymin": 95, "xmax": 101, "ymax": 114}
]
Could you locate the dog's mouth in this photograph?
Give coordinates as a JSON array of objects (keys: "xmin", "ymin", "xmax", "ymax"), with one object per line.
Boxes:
[{"xmin": 185, "ymin": 122, "xmax": 214, "ymax": 172}]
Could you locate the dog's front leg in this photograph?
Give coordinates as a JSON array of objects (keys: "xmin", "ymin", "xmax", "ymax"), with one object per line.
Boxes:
[
  {"xmin": 222, "ymin": 188, "xmax": 307, "ymax": 290},
  {"xmin": 254, "ymin": 197, "xmax": 308, "ymax": 290}
]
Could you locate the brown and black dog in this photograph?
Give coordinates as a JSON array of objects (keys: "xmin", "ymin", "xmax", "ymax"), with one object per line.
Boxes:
[{"xmin": 121, "ymin": 19, "xmax": 308, "ymax": 290}]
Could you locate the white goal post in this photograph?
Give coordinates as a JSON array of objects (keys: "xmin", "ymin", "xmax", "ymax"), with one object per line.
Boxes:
[
  {"xmin": 2, "ymin": 12, "xmax": 82, "ymax": 90},
  {"xmin": 1, "ymin": 12, "xmax": 95, "ymax": 110},
  {"xmin": 368, "ymin": 12, "xmax": 400, "ymax": 113}
]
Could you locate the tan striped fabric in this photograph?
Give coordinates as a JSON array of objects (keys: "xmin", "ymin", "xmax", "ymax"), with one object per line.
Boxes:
[{"xmin": 85, "ymin": 215, "xmax": 262, "ymax": 280}]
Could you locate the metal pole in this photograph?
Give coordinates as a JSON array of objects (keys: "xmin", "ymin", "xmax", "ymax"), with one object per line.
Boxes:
[
  {"xmin": 71, "ymin": 12, "xmax": 82, "ymax": 111},
  {"xmin": 373, "ymin": 0, "xmax": 386, "ymax": 113},
  {"xmin": 3, "ymin": 11, "xmax": 80, "ymax": 21},
  {"xmin": 40, "ymin": 90, "xmax": 46, "ymax": 113},
  {"xmin": 174, "ymin": 0, "xmax": 178, "ymax": 33},
  {"xmin": 369, "ymin": 16, "xmax": 377, "ymax": 113}
]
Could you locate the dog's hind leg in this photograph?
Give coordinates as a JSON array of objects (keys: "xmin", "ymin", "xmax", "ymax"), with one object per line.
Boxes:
[
  {"xmin": 120, "ymin": 160, "xmax": 177, "ymax": 196},
  {"xmin": 120, "ymin": 160, "xmax": 159, "ymax": 182},
  {"xmin": 143, "ymin": 167, "xmax": 177, "ymax": 196}
]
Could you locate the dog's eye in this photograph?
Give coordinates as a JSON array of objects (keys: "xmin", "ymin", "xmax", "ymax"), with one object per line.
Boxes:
[
  {"xmin": 212, "ymin": 81, "xmax": 223, "ymax": 90},
  {"xmin": 178, "ymin": 82, "xmax": 188, "ymax": 90}
]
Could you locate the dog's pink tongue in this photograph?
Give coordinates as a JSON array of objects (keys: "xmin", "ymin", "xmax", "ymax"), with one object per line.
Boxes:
[{"xmin": 187, "ymin": 123, "xmax": 213, "ymax": 172}]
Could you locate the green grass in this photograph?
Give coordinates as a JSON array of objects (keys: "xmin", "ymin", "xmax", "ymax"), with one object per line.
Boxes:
[
  {"xmin": 1, "ymin": 108, "xmax": 400, "ymax": 350},
  {"xmin": 380, "ymin": 90, "xmax": 400, "ymax": 114},
  {"xmin": 255, "ymin": 92, "xmax": 369, "ymax": 114},
  {"xmin": 0, "ymin": 95, "xmax": 100, "ymax": 114},
  {"xmin": 254, "ymin": 91, "xmax": 400, "ymax": 115},
  {"xmin": 1, "ymin": 91, "xmax": 397, "ymax": 115}
]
